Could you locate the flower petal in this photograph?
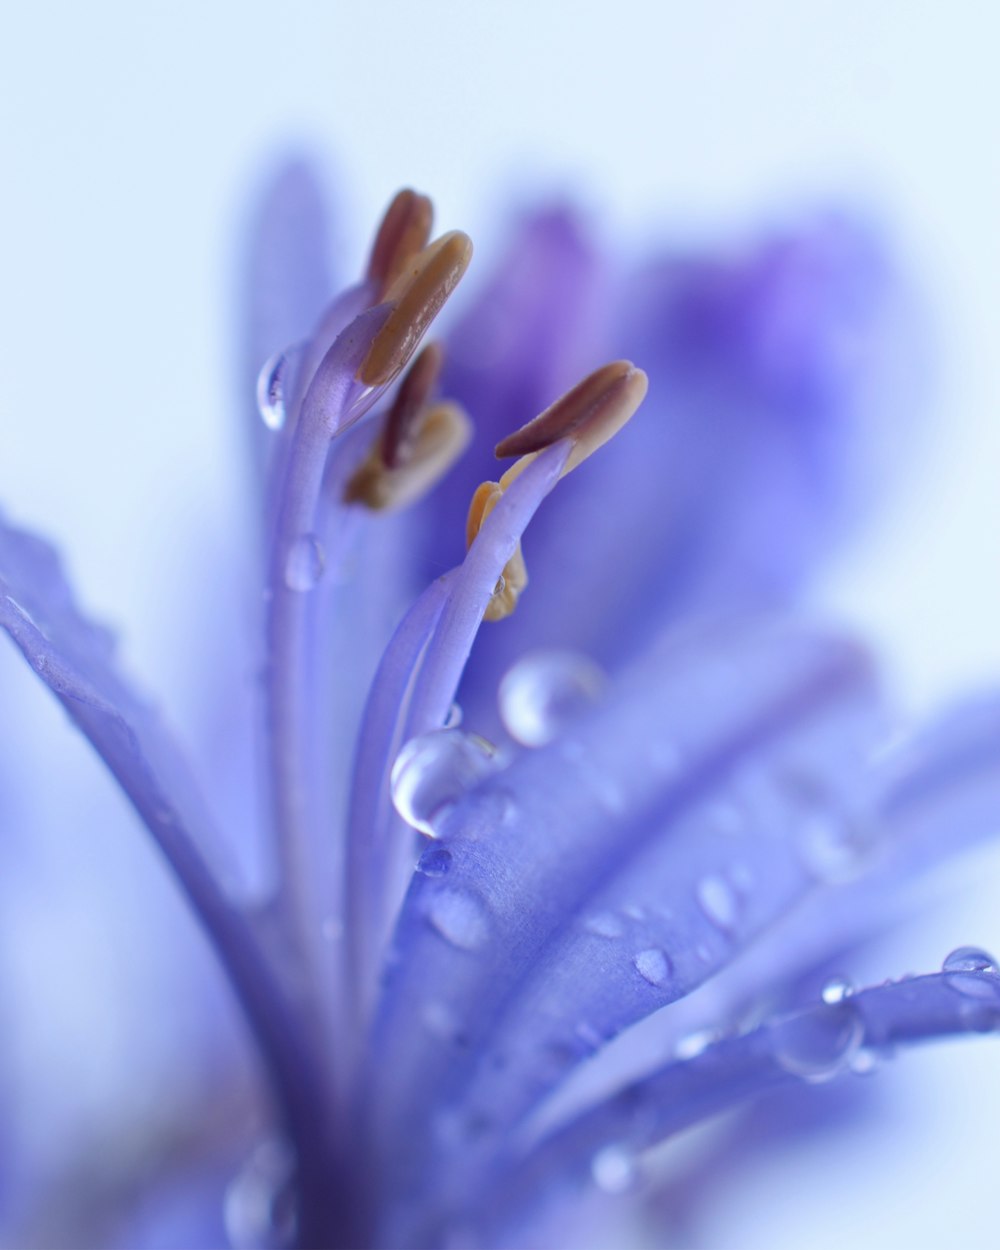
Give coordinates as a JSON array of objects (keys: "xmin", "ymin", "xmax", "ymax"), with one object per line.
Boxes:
[
  {"xmin": 480, "ymin": 969, "xmax": 1000, "ymax": 1248},
  {"xmin": 367, "ymin": 622, "xmax": 883, "ymax": 1224}
]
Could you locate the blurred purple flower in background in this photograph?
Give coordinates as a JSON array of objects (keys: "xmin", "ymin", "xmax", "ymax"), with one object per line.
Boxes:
[{"xmin": 0, "ymin": 159, "xmax": 998, "ymax": 1250}]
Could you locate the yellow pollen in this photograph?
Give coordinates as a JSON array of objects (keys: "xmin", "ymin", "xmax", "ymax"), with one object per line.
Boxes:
[
  {"xmin": 345, "ymin": 401, "xmax": 471, "ymax": 513},
  {"xmin": 465, "ymin": 481, "xmax": 529, "ymax": 622}
]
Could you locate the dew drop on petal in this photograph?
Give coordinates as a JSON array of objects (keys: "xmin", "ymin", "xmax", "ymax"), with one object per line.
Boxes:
[
  {"xmin": 391, "ymin": 730, "xmax": 501, "ymax": 837},
  {"xmin": 771, "ymin": 1001, "xmax": 864, "ymax": 1083},
  {"xmin": 696, "ymin": 874, "xmax": 740, "ymax": 933},
  {"xmin": 498, "ymin": 649, "xmax": 607, "ymax": 747},
  {"xmin": 942, "ymin": 946, "xmax": 998, "ymax": 975},
  {"xmin": 426, "ymin": 888, "xmax": 490, "ymax": 951},
  {"xmin": 633, "ymin": 947, "xmax": 672, "ymax": 987},
  {"xmin": 849, "ymin": 1047, "xmax": 881, "ymax": 1076},
  {"xmin": 674, "ymin": 1028, "xmax": 719, "ymax": 1060},
  {"xmin": 284, "ymin": 534, "xmax": 325, "ymax": 592},
  {"xmin": 793, "ymin": 786, "xmax": 875, "ymax": 884},
  {"xmin": 224, "ymin": 1140, "xmax": 296, "ymax": 1250},
  {"xmin": 416, "ymin": 846, "xmax": 453, "ymax": 878},
  {"xmin": 590, "ymin": 1145, "xmax": 636, "ymax": 1195},
  {"xmin": 584, "ymin": 912, "xmax": 625, "ymax": 939},
  {"xmin": 256, "ymin": 347, "xmax": 298, "ymax": 432},
  {"xmin": 821, "ymin": 976, "xmax": 854, "ymax": 1005}
]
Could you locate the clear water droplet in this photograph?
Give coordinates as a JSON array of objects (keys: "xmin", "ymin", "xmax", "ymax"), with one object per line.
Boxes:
[
  {"xmin": 674, "ymin": 1028, "xmax": 719, "ymax": 1060},
  {"xmin": 422, "ymin": 1000, "xmax": 463, "ymax": 1043},
  {"xmin": 284, "ymin": 534, "xmax": 325, "ymax": 592},
  {"xmin": 584, "ymin": 912, "xmax": 625, "ymax": 939},
  {"xmin": 416, "ymin": 846, "xmax": 453, "ymax": 878},
  {"xmin": 425, "ymin": 888, "xmax": 490, "ymax": 951},
  {"xmin": 256, "ymin": 347, "xmax": 297, "ymax": 432},
  {"xmin": 790, "ymin": 777, "xmax": 876, "ymax": 884},
  {"xmin": 575, "ymin": 1021, "xmax": 604, "ymax": 1052},
  {"xmin": 771, "ymin": 1001, "xmax": 864, "ymax": 1083},
  {"xmin": 224, "ymin": 1140, "xmax": 296, "ymax": 1250},
  {"xmin": 943, "ymin": 946, "xmax": 998, "ymax": 975},
  {"xmin": 391, "ymin": 730, "xmax": 501, "ymax": 837},
  {"xmin": 849, "ymin": 1047, "xmax": 881, "ymax": 1076},
  {"xmin": 498, "ymin": 649, "xmax": 607, "ymax": 747},
  {"xmin": 634, "ymin": 947, "xmax": 672, "ymax": 987},
  {"xmin": 590, "ymin": 1145, "xmax": 636, "ymax": 1195},
  {"xmin": 821, "ymin": 976, "xmax": 853, "ymax": 1005},
  {"xmin": 696, "ymin": 873, "xmax": 740, "ymax": 932}
]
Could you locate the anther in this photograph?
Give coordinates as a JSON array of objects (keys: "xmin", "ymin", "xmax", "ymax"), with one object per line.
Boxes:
[
  {"xmin": 465, "ymin": 482, "xmax": 529, "ymax": 622},
  {"xmin": 494, "ymin": 360, "xmax": 648, "ymax": 476},
  {"xmin": 366, "ymin": 189, "xmax": 434, "ymax": 297},
  {"xmin": 380, "ymin": 342, "xmax": 445, "ymax": 468},
  {"xmin": 359, "ymin": 231, "xmax": 473, "ymax": 389},
  {"xmin": 345, "ymin": 401, "xmax": 472, "ymax": 513}
]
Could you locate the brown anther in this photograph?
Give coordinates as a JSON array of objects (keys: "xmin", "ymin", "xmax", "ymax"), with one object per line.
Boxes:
[
  {"xmin": 380, "ymin": 342, "xmax": 445, "ymax": 469},
  {"xmin": 358, "ymin": 231, "xmax": 473, "ymax": 389},
  {"xmin": 366, "ymin": 189, "xmax": 434, "ymax": 297},
  {"xmin": 494, "ymin": 360, "xmax": 648, "ymax": 476},
  {"xmin": 344, "ymin": 401, "xmax": 471, "ymax": 513},
  {"xmin": 465, "ymin": 481, "xmax": 529, "ymax": 622}
]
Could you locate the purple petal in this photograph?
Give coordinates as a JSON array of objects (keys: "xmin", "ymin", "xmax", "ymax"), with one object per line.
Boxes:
[
  {"xmin": 241, "ymin": 158, "xmax": 334, "ymax": 476},
  {"xmin": 480, "ymin": 969, "xmax": 1000, "ymax": 1248},
  {"xmin": 366, "ymin": 623, "xmax": 882, "ymax": 1226}
]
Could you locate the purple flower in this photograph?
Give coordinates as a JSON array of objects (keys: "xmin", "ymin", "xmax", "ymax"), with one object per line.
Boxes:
[{"xmin": 0, "ymin": 161, "xmax": 997, "ymax": 1250}]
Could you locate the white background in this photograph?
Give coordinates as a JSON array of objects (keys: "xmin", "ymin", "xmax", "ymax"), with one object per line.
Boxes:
[{"xmin": 1, "ymin": 3, "xmax": 998, "ymax": 1247}]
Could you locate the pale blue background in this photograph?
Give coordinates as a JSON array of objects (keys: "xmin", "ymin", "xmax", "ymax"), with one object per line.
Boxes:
[{"xmin": 1, "ymin": 2, "xmax": 998, "ymax": 1246}]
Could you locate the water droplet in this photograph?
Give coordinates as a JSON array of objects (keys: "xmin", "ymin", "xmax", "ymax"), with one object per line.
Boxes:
[
  {"xmin": 590, "ymin": 1145, "xmax": 636, "ymax": 1195},
  {"xmin": 584, "ymin": 912, "xmax": 625, "ymax": 939},
  {"xmin": 696, "ymin": 874, "xmax": 739, "ymax": 932},
  {"xmin": 284, "ymin": 534, "xmax": 325, "ymax": 592},
  {"xmin": 224, "ymin": 1140, "xmax": 296, "ymax": 1250},
  {"xmin": 849, "ymin": 1047, "xmax": 881, "ymax": 1076},
  {"xmin": 256, "ymin": 346, "xmax": 301, "ymax": 432},
  {"xmin": 422, "ymin": 1000, "xmax": 463, "ymax": 1043},
  {"xmin": 575, "ymin": 1021, "xmax": 604, "ymax": 1052},
  {"xmin": 426, "ymin": 888, "xmax": 490, "ymax": 951},
  {"xmin": 771, "ymin": 1001, "xmax": 864, "ymax": 1083},
  {"xmin": 391, "ymin": 730, "xmax": 501, "ymax": 837},
  {"xmin": 943, "ymin": 946, "xmax": 998, "ymax": 975},
  {"xmin": 790, "ymin": 778, "xmax": 876, "ymax": 884},
  {"xmin": 634, "ymin": 948, "xmax": 672, "ymax": 987},
  {"xmin": 416, "ymin": 846, "xmax": 453, "ymax": 878},
  {"xmin": 674, "ymin": 1028, "xmax": 719, "ymax": 1060},
  {"xmin": 498, "ymin": 649, "xmax": 607, "ymax": 747},
  {"xmin": 821, "ymin": 976, "xmax": 853, "ymax": 1005}
]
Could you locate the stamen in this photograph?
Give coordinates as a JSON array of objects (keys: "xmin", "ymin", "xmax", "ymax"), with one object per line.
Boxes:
[
  {"xmin": 345, "ymin": 401, "xmax": 472, "ymax": 512},
  {"xmin": 466, "ymin": 481, "xmax": 529, "ymax": 621},
  {"xmin": 359, "ymin": 231, "xmax": 474, "ymax": 389},
  {"xmin": 381, "ymin": 342, "xmax": 445, "ymax": 468},
  {"xmin": 494, "ymin": 360, "xmax": 648, "ymax": 476},
  {"xmin": 365, "ymin": 189, "xmax": 434, "ymax": 297}
]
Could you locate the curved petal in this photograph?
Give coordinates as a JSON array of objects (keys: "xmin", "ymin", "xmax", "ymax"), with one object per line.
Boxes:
[
  {"xmin": 366, "ymin": 623, "xmax": 883, "ymax": 1220},
  {"xmin": 476, "ymin": 969, "xmax": 1000, "ymax": 1249}
]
